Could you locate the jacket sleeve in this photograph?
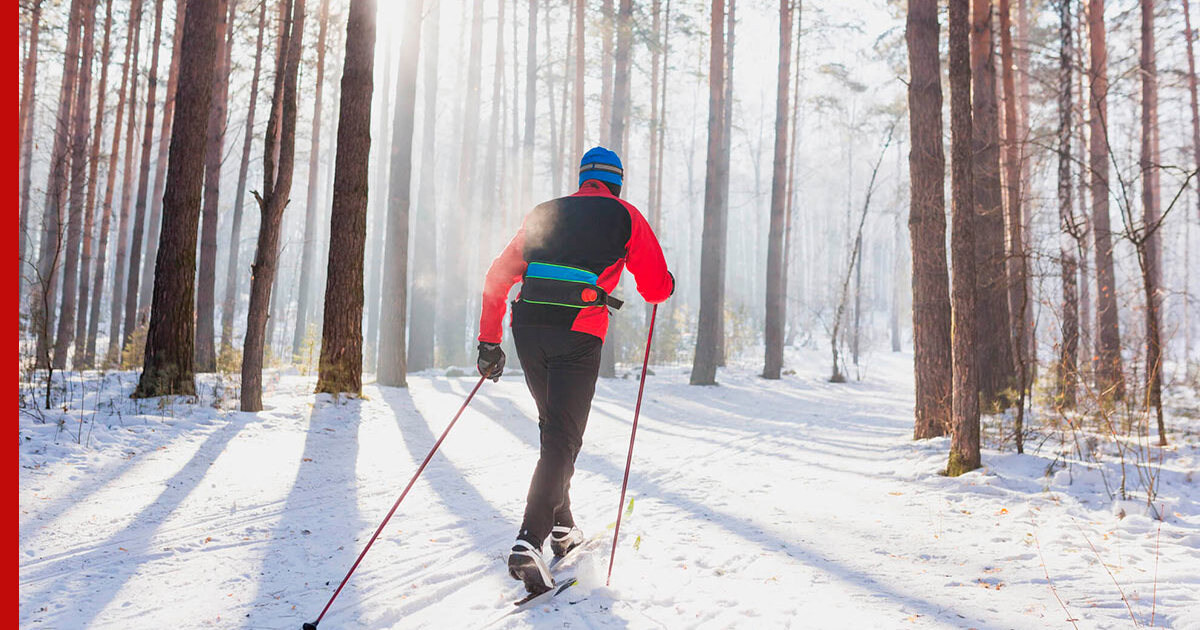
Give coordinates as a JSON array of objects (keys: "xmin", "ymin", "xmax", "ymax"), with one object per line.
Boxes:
[
  {"xmin": 478, "ymin": 228, "xmax": 527, "ymax": 344},
  {"xmin": 621, "ymin": 201, "xmax": 674, "ymax": 304}
]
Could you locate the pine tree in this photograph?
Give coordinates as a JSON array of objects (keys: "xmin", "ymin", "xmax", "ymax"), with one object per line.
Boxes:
[
  {"xmin": 763, "ymin": 0, "xmax": 792, "ymax": 380},
  {"xmin": 195, "ymin": 0, "xmax": 236, "ymax": 373},
  {"xmin": 221, "ymin": 0, "xmax": 268, "ymax": 353},
  {"xmin": 970, "ymin": 0, "xmax": 1015, "ymax": 408},
  {"xmin": 1055, "ymin": 0, "xmax": 1080, "ymax": 410},
  {"xmin": 946, "ymin": 0, "xmax": 981, "ymax": 476},
  {"xmin": 1088, "ymin": 0, "xmax": 1125, "ymax": 400},
  {"xmin": 906, "ymin": 0, "xmax": 953, "ymax": 438},
  {"xmin": 293, "ymin": 0, "xmax": 334, "ymax": 359},
  {"xmin": 132, "ymin": 0, "xmax": 223, "ymax": 397},
  {"xmin": 241, "ymin": 0, "xmax": 308, "ymax": 411},
  {"xmin": 123, "ymin": 0, "xmax": 167, "ymax": 351},
  {"xmin": 317, "ymin": 0, "xmax": 378, "ymax": 395},
  {"xmin": 690, "ymin": 0, "xmax": 728, "ymax": 386},
  {"xmin": 408, "ymin": 0, "xmax": 441, "ymax": 372}
]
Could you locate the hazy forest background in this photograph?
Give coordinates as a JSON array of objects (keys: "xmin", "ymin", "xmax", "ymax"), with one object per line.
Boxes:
[{"xmin": 16, "ymin": 0, "xmax": 1200, "ymax": 475}]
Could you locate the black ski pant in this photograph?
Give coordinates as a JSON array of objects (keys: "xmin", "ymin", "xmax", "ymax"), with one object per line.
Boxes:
[{"xmin": 512, "ymin": 326, "xmax": 604, "ymax": 548}]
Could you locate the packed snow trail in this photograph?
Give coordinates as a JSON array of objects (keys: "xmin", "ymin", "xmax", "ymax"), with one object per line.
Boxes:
[{"xmin": 18, "ymin": 351, "xmax": 1200, "ymax": 628}]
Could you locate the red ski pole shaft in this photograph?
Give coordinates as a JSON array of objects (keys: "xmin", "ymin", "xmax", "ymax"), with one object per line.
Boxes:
[
  {"xmin": 606, "ymin": 305, "xmax": 657, "ymax": 587},
  {"xmin": 306, "ymin": 373, "xmax": 490, "ymax": 629}
]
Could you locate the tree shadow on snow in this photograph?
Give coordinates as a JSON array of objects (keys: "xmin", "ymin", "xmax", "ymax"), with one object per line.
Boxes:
[
  {"xmin": 476, "ymin": 385, "xmax": 1008, "ymax": 630},
  {"xmin": 18, "ymin": 410, "xmax": 256, "ymax": 626},
  {"xmin": 259, "ymin": 395, "xmax": 363, "ymax": 629}
]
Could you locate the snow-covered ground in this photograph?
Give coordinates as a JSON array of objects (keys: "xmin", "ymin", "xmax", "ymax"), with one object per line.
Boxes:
[{"xmin": 18, "ymin": 350, "xmax": 1200, "ymax": 629}]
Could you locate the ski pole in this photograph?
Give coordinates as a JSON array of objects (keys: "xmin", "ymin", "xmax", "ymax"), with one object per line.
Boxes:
[
  {"xmin": 303, "ymin": 372, "xmax": 491, "ymax": 630},
  {"xmin": 606, "ymin": 304, "xmax": 658, "ymax": 587}
]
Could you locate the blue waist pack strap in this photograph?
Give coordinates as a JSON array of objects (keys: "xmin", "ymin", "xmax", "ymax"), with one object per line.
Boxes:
[{"xmin": 520, "ymin": 262, "xmax": 624, "ymax": 310}]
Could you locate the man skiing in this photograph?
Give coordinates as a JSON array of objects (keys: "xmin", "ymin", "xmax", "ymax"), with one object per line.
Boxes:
[{"xmin": 476, "ymin": 147, "xmax": 674, "ymax": 595}]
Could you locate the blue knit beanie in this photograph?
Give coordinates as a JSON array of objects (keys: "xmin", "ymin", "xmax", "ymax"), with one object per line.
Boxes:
[{"xmin": 578, "ymin": 146, "xmax": 623, "ymax": 188}]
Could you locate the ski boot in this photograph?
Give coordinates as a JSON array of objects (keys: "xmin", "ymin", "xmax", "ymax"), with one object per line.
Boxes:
[
  {"xmin": 508, "ymin": 539, "xmax": 554, "ymax": 595},
  {"xmin": 549, "ymin": 525, "xmax": 584, "ymax": 558}
]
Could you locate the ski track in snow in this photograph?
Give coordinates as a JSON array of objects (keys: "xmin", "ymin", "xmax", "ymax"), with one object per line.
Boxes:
[{"xmin": 18, "ymin": 350, "xmax": 1200, "ymax": 629}]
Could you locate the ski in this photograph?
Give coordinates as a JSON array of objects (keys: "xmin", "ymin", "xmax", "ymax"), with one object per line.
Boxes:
[{"xmin": 512, "ymin": 575, "xmax": 577, "ymax": 607}]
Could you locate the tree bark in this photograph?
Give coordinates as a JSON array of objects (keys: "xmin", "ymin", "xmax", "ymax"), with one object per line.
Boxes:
[
  {"xmin": 998, "ymin": 0, "xmax": 1029, "ymax": 401},
  {"xmin": 88, "ymin": 0, "xmax": 137, "ymax": 367},
  {"xmin": 241, "ymin": 0, "xmax": 307, "ymax": 411},
  {"xmin": 763, "ymin": 0, "xmax": 791, "ymax": 380},
  {"xmin": 195, "ymin": 0, "xmax": 236, "ymax": 373},
  {"xmin": 364, "ymin": 31, "xmax": 394, "ymax": 371},
  {"xmin": 946, "ymin": 0, "xmax": 980, "ymax": 476},
  {"xmin": 690, "ymin": 0, "xmax": 727, "ymax": 386},
  {"xmin": 52, "ymin": 0, "xmax": 98, "ymax": 369},
  {"xmin": 906, "ymin": 0, "xmax": 953, "ymax": 438},
  {"xmin": 221, "ymin": 0, "xmax": 268, "ymax": 353},
  {"xmin": 441, "ymin": 0, "xmax": 484, "ymax": 371},
  {"xmin": 317, "ymin": 0, "xmax": 377, "ymax": 396},
  {"xmin": 378, "ymin": 0, "xmax": 423, "ymax": 388},
  {"xmin": 123, "ymin": 0, "xmax": 166, "ymax": 352},
  {"xmin": 1185, "ymin": 0, "xmax": 1200, "ymax": 226},
  {"xmin": 18, "ymin": 0, "xmax": 43, "ymax": 301},
  {"xmin": 1088, "ymin": 0, "xmax": 1125, "ymax": 400},
  {"xmin": 1139, "ymin": 0, "xmax": 1165, "ymax": 445},
  {"xmin": 408, "ymin": 1, "xmax": 441, "ymax": 372},
  {"xmin": 573, "ymin": 0, "xmax": 584, "ymax": 164},
  {"xmin": 139, "ymin": 0, "xmax": 187, "ymax": 314},
  {"xmin": 715, "ymin": 0, "xmax": 735, "ymax": 368},
  {"xmin": 73, "ymin": 0, "xmax": 114, "ymax": 369},
  {"xmin": 1055, "ymin": 0, "xmax": 1079, "ymax": 410},
  {"xmin": 32, "ymin": 0, "xmax": 85, "ymax": 369},
  {"xmin": 600, "ymin": 0, "xmax": 613, "ymax": 144},
  {"xmin": 132, "ymin": 0, "xmax": 222, "ymax": 398},
  {"xmin": 107, "ymin": 0, "xmax": 145, "ymax": 365},
  {"xmin": 970, "ymin": 0, "xmax": 1015, "ymax": 408},
  {"xmin": 293, "ymin": 0, "xmax": 333, "ymax": 359}
]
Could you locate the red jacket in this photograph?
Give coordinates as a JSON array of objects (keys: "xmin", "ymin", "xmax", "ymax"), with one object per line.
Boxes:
[{"xmin": 478, "ymin": 181, "xmax": 673, "ymax": 344}]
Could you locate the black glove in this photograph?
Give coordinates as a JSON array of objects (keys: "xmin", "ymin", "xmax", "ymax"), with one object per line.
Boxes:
[
  {"xmin": 668, "ymin": 271, "xmax": 676, "ymax": 296},
  {"xmin": 477, "ymin": 342, "xmax": 506, "ymax": 382}
]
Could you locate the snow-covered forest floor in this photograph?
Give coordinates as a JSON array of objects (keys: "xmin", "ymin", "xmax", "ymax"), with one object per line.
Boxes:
[{"xmin": 18, "ymin": 349, "xmax": 1200, "ymax": 629}]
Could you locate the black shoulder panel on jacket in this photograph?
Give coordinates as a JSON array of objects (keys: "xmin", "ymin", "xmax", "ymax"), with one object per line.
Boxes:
[{"xmin": 521, "ymin": 195, "xmax": 632, "ymax": 275}]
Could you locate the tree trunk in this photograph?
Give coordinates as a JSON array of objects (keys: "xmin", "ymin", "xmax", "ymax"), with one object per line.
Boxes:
[
  {"xmin": 970, "ymin": 0, "xmax": 1015, "ymax": 408},
  {"xmin": 292, "ymin": 0, "xmax": 333, "ymax": 359},
  {"xmin": 317, "ymin": 0, "xmax": 377, "ymax": 396},
  {"xmin": 1185, "ymin": 0, "xmax": 1200, "ymax": 226},
  {"xmin": 906, "ymin": 0, "xmax": 953, "ymax": 439},
  {"xmin": 195, "ymin": 0, "xmax": 236, "ymax": 373},
  {"xmin": 946, "ymin": 0, "xmax": 980, "ymax": 477},
  {"xmin": 32, "ymin": 0, "xmax": 85, "ymax": 369},
  {"xmin": 1139, "ymin": 0, "xmax": 1165, "ymax": 445},
  {"xmin": 573, "ymin": 0, "xmax": 584, "ymax": 163},
  {"xmin": 88, "ymin": 0, "xmax": 137, "ymax": 367},
  {"xmin": 599, "ymin": 0, "xmax": 633, "ymax": 378},
  {"xmin": 443, "ymin": 0, "xmax": 484, "ymax": 371},
  {"xmin": 52, "ymin": 0, "xmax": 98, "ymax": 369},
  {"xmin": 18, "ymin": 0, "xmax": 43, "ymax": 301},
  {"xmin": 123, "ymin": 0, "xmax": 166, "ymax": 352},
  {"xmin": 1088, "ymin": 0, "xmax": 1125, "ymax": 400},
  {"xmin": 132, "ymin": 0, "xmax": 222, "ymax": 398},
  {"xmin": 139, "ymin": 0, "xmax": 187, "ymax": 315},
  {"xmin": 600, "ymin": 0, "xmax": 613, "ymax": 144},
  {"xmin": 364, "ymin": 32, "xmax": 394, "ymax": 371},
  {"xmin": 408, "ymin": 1, "xmax": 441, "ymax": 372},
  {"xmin": 763, "ymin": 0, "xmax": 791, "ymax": 380},
  {"xmin": 715, "ymin": 0, "xmax": 735, "ymax": 367},
  {"xmin": 1055, "ymin": 0, "xmax": 1079, "ymax": 410},
  {"xmin": 107, "ymin": 0, "xmax": 145, "ymax": 365},
  {"xmin": 241, "ymin": 0, "xmax": 307, "ymax": 411},
  {"xmin": 690, "ymin": 0, "xmax": 727, "ymax": 386},
  {"xmin": 998, "ymin": 0, "xmax": 1029, "ymax": 402},
  {"xmin": 378, "ymin": 0, "xmax": 423, "ymax": 388},
  {"xmin": 221, "ymin": 0, "xmax": 268, "ymax": 354},
  {"xmin": 1016, "ymin": 0, "xmax": 1035, "ymax": 372},
  {"xmin": 73, "ymin": 0, "xmax": 114, "ymax": 369}
]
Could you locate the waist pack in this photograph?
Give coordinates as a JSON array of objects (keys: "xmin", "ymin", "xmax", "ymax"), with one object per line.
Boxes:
[{"xmin": 520, "ymin": 262, "xmax": 624, "ymax": 310}]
